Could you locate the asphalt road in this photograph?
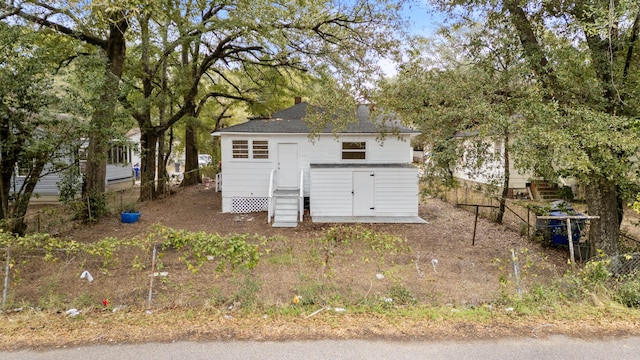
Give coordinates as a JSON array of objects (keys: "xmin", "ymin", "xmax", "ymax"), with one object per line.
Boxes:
[{"xmin": 3, "ymin": 336, "xmax": 640, "ymax": 360}]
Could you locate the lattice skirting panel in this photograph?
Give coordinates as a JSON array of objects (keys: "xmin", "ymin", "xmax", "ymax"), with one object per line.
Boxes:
[{"xmin": 231, "ymin": 197, "xmax": 268, "ymax": 213}]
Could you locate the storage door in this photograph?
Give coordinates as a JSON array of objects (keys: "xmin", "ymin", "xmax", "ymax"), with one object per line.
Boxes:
[{"xmin": 353, "ymin": 171, "xmax": 375, "ymax": 216}]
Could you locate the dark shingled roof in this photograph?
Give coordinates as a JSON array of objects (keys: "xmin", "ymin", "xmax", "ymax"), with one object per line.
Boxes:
[{"xmin": 215, "ymin": 102, "xmax": 418, "ymax": 134}]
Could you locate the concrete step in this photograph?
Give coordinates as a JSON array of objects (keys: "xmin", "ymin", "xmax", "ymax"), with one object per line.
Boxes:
[
  {"xmin": 275, "ymin": 203, "xmax": 298, "ymax": 210},
  {"xmin": 271, "ymin": 194, "xmax": 301, "ymax": 228},
  {"xmin": 274, "ymin": 206, "xmax": 298, "ymax": 214},
  {"xmin": 274, "ymin": 212, "xmax": 298, "ymax": 220},
  {"xmin": 275, "ymin": 197, "xmax": 298, "ymax": 204},
  {"xmin": 272, "ymin": 221, "xmax": 298, "ymax": 228}
]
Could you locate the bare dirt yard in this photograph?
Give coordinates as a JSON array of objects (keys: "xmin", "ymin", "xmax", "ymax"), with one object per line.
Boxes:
[
  {"xmin": 30, "ymin": 184, "xmax": 570, "ymax": 307},
  {"xmin": 4, "ymin": 184, "xmax": 640, "ymax": 349}
]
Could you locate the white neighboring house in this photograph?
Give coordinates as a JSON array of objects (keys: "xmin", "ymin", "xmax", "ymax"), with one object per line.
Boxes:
[
  {"xmin": 213, "ymin": 101, "xmax": 425, "ymax": 227},
  {"xmin": 13, "ymin": 138, "xmax": 136, "ymax": 204},
  {"xmin": 125, "ymin": 127, "xmax": 142, "ymax": 169},
  {"xmin": 100, "ymin": 139, "xmax": 136, "ymax": 192},
  {"xmin": 451, "ymin": 133, "xmax": 578, "ymax": 199}
]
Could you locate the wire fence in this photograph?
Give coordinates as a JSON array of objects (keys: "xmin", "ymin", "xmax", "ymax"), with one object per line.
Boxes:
[
  {"xmin": 610, "ymin": 253, "xmax": 640, "ymax": 276},
  {"xmin": 436, "ymin": 185, "xmax": 640, "ymax": 259},
  {"xmin": 438, "ymin": 185, "xmax": 537, "ymax": 237},
  {"xmin": 7, "ymin": 186, "xmax": 141, "ymax": 236}
]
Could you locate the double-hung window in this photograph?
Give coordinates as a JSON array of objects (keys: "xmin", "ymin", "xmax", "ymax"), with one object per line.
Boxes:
[{"xmin": 341, "ymin": 142, "xmax": 366, "ymax": 160}]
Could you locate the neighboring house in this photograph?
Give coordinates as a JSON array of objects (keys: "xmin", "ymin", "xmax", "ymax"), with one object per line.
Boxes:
[
  {"xmin": 13, "ymin": 138, "xmax": 136, "ymax": 203},
  {"xmin": 451, "ymin": 133, "xmax": 579, "ymax": 200},
  {"xmin": 125, "ymin": 127, "xmax": 142, "ymax": 169},
  {"xmin": 213, "ymin": 101, "xmax": 425, "ymax": 227},
  {"xmin": 100, "ymin": 139, "xmax": 137, "ymax": 192}
]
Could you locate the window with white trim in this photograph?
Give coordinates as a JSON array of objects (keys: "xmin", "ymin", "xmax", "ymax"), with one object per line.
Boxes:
[
  {"xmin": 107, "ymin": 143, "xmax": 131, "ymax": 165},
  {"xmin": 341, "ymin": 141, "xmax": 366, "ymax": 160},
  {"xmin": 232, "ymin": 140, "xmax": 269, "ymax": 159},
  {"xmin": 252, "ymin": 140, "xmax": 269, "ymax": 159},
  {"xmin": 232, "ymin": 140, "xmax": 249, "ymax": 159}
]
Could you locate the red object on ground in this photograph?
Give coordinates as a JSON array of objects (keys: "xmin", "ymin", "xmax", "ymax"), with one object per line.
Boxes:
[{"xmin": 102, "ymin": 299, "xmax": 109, "ymax": 306}]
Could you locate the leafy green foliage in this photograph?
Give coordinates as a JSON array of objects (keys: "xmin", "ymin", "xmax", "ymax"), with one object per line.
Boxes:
[
  {"xmin": 615, "ymin": 276, "xmax": 640, "ymax": 308},
  {"xmin": 151, "ymin": 225, "xmax": 261, "ymax": 273},
  {"xmin": 375, "ymin": 32, "xmax": 526, "ymax": 201},
  {"xmin": 379, "ymin": 0, "xmax": 640, "ymax": 253},
  {"xmin": 0, "ymin": 24, "xmax": 87, "ymax": 234},
  {"xmin": 314, "ymin": 225, "xmax": 411, "ymax": 274},
  {"xmin": 386, "ymin": 282, "xmax": 417, "ymax": 305},
  {"xmin": 0, "ymin": 225, "xmax": 262, "ymax": 274}
]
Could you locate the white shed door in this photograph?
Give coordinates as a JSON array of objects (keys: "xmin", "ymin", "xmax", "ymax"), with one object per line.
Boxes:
[
  {"xmin": 353, "ymin": 171, "xmax": 375, "ymax": 216},
  {"xmin": 277, "ymin": 143, "xmax": 298, "ymax": 189}
]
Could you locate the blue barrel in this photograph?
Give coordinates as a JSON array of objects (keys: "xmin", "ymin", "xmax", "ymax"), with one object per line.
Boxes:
[{"xmin": 546, "ymin": 211, "xmax": 582, "ymax": 245}]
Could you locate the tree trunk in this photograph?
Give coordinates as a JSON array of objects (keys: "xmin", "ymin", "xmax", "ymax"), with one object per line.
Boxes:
[
  {"xmin": 82, "ymin": 15, "xmax": 128, "ymax": 218},
  {"xmin": 496, "ymin": 134, "xmax": 510, "ymax": 224},
  {"xmin": 9, "ymin": 159, "xmax": 46, "ymax": 235},
  {"xmin": 0, "ymin": 121, "xmax": 13, "ymax": 220},
  {"xmin": 585, "ymin": 177, "xmax": 620, "ymax": 256},
  {"xmin": 183, "ymin": 117, "xmax": 200, "ymax": 186},
  {"xmin": 139, "ymin": 129, "xmax": 158, "ymax": 202},
  {"xmin": 156, "ymin": 129, "xmax": 168, "ymax": 196}
]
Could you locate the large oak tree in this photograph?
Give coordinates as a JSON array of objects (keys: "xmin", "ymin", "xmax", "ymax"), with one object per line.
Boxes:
[
  {"xmin": 3, "ymin": 0, "xmax": 406, "ymax": 204},
  {"xmin": 382, "ymin": 1, "xmax": 640, "ymax": 255}
]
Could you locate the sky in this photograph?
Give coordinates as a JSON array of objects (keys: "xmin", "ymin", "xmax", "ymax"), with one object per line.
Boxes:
[
  {"xmin": 378, "ymin": 1, "xmax": 447, "ymax": 76},
  {"xmin": 402, "ymin": 1, "xmax": 446, "ymax": 38}
]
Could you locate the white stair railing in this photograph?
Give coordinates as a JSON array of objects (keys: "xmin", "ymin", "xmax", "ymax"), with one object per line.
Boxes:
[
  {"xmin": 267, "ymin": 169, "xmax": 276, "ymax": 224},
  {"xmin": 215, "ymin": 173, "xmax": 222, "ymax": 192},
  {"xmin": 298, "ymin": 169, "xmax": 304, "ymax": 222}
]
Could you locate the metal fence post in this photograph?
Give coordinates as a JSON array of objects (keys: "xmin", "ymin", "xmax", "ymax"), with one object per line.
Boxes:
[{"xmin": 2, "ymin": 248, "xmax": 10, "ymax": 308}]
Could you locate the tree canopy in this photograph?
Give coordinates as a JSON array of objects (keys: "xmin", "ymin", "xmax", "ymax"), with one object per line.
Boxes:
[
  {"xmin": 1, "ymin": 1, "xmax": 407, "ymax": 206},
  {"xmin": 378, "ymin": 0, "xmax": 640, "ymax": 255},
  {"xmin": 0, "ymin": 24, "xmax": 86, "ymax": 234}
]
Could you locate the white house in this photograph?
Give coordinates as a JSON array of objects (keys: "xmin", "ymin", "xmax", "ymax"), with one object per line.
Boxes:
[
  {"xmin": 213, "ymin": 101, "xmax": 425, "ymax": 227},
  {"xmin": 451, "ymin": 134, "xmax": 530, "ymax": 197},
  {"xmin": 125, "ymin": 127, "xmax": 142, "ymax": 169},
  {"xmin": 451, "ymin": 133, "xmax": 578, "ymax": 200},
  {"xmin": 13, "ymin": 138, "xmax": 136, "ymax": 203}
]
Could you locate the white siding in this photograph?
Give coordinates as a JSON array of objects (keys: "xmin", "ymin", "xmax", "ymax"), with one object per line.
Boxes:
[
  {"xmin": 106, "ymin": 164, "xmax": 133, "ymax": 184},
  {"xmin": 13, "ymin": 164, "xmax": 133, "ymax": 204},
  {"xmin": 220, "ymin": 135, "xmax": 278, "ymax": 212},
  {"xmin": 220, "ymin": 132, "xmax": 415, "ymax": 213},
  {"xmin": 453, "ymin": 136, "xmax": 532, "ymax": 190},
  {"xmin": 373, "ymin": 169, "xmax": 419, "ymax": 216},
  {"xmin": 310, "ymin": 166, "xmax": 419, "ymax": 218},
  {"xmin": 14, "ymin": 172, "xmax": 61, "ymax": 198},
  {"xmin": 309, "ymin": 169, "xmax": 353, "ymax": 216},
  {"xmin": 509, "ymin": 161, "xmax": 531, "ymax": 189}
]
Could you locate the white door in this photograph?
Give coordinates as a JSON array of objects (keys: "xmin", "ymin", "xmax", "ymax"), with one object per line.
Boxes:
[
  {"xmin": 277, "ymin": 143, "xmax": 298, "ymax": 189},
  {"xmin": 353, "ymin": 171, "xmax": 375, "ymax": 216}
]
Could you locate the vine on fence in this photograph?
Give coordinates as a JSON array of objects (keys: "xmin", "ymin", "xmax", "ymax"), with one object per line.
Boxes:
[
  {"xmin": 313, "ymin": 224, "xmax": 411, "ymax": 278},
  {"xmin": 0, "ymin": 225, "xmax": 263, "ymax": 274},
  {"xmin": 149, "ymin": 225, "xmax": 261, "ymax": 273}
]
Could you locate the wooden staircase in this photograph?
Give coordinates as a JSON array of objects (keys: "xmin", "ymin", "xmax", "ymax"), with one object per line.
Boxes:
[{"xmin": 533, "ymin": 182, "xmax": 560, "ymax": 200}]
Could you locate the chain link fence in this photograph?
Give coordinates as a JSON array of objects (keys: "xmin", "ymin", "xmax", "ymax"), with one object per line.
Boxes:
[{"xmin": 610, "ymin": 253, "xmax": 640, "ymax": 276}]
